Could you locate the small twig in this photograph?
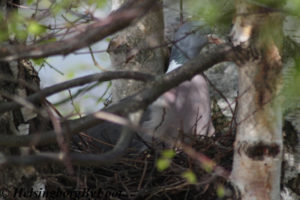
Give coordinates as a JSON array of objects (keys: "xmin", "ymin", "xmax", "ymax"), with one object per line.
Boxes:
[
  {"xmin": 54, "ymin": 82, "xmax": 101, "ymax": 106},
  {"xmin": 138, "ymin": 159, "xmax": 148, "ymax": 190},
  {"xmin": 118, "ymin": 174, "xmax": 133, "ymax": 200},
  {"xmin": 202, "ymin": 73, "xmax": 234, "ymax": 116},
  {"xmin": 179, "ymin": 0, "xmax": 184, "ymax": 24},
  {"xmin": 44, "ymin": 60, "xmax": 64, "ymax": 75},
  {"xmin": 47, "ymin": 106, "xmax": 74, "ymax": 175},
  {"xmin": 97, "ymin": 81, "xmax": 111, "ymax": 104},
  {"xmin": 88, "ymin": 46, "xmax": 108, "ymax": 71},
  {"xmin": 0, "ymin": 74, "xmax": 39, "ymax": 92},
  {"xmin": 0, "ymin": 91, "xmax": 45, "ymax": 117}
]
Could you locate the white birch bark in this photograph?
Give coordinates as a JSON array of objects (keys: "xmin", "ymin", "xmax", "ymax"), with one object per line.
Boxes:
[{"xmin": 230, "ymin": 0, "xmax": 284, "ymax": 199}]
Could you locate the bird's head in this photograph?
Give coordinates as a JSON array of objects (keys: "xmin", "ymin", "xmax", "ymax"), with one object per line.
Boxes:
[{"xmin": 168, "ymin": 21, "xmax": 211, "ymax": 72}]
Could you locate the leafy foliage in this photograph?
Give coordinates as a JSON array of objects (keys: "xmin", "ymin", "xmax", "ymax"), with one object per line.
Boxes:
[
  {"xmin": 182, "ymin": 170, "xmax": 197, "ymax": 184},
  {"xmin": 156, "ymin": 149, "xmax": 176, "ymax": 171}
]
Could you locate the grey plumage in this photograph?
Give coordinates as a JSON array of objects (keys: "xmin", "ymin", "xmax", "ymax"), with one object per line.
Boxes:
[
  {"xmin": 169, "ymin": 21, "xmax": 211, "ymax": 65},
  {"xmin": 139, "ymin": 22, "xmax": 215, "ymax": 146}
]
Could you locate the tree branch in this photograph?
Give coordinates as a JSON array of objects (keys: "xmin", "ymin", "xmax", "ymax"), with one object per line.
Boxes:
[
  {"xmin": 0, "ymin": 71, "xmax": 154, "ymax": 114},
  {"xmin": 0, "ymin": 112, "xmax": 229, "ymax": 178},
  {"xmin": 0, "ymin": 0, "xmax": 159, "ymax": 61},
  {"xmin": 0, "ymin": 143, "xmax": 229, "ymax": 179},
  {"xmin": 0, "ymin": 43, "xmax": 235, "ymax": 148}
]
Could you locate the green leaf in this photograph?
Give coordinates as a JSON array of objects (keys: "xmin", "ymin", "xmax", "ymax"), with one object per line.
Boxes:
[
  {"xmin": 74, "ymin": 103, "xmax": 81, "ymax": 113},
  {"xmin": 156, "ymin": 158, "xmax": 171, "ymax": 171},
  {"xmin": 96, "ymin": 0, "xmax": 107, "ymax": 8},
  {"xmin": 6, "ymin": 11, "xmax": 28, "ymax": 41},
  {"xmin": 182, "ymin": 170, "xmax": 197, "ymax": 184},
  {"xmin": 86, "ymin": 0, "xmax": 107, "ymax": 7},
  {"xmin": 27, "ymin": 0, "xmax": 35, "ymax": 5},
  {"xmin": 32, "ymin": 58, "xmax": 45, "ymax": 66},
  {"xmin": 162, "ymin": 149, "xmax": 176, "ymax": 159},
  {"xmin": 216, "ymin": 185, "xmax": 225, "ymax": 198},
  {"xmin": 66, "ymin": 71, "xmax": 75, "ymax": 79},
  {"xmin": 202, "ymin": 161, "xmax": 214, "ymax": 173},
  {"xmin": 51, "ymin": 0, "xmax": 74, "ymax": 15},
  {"xmin": 28, "ymin": 21, "xmax": 47, "ymax": 35}
]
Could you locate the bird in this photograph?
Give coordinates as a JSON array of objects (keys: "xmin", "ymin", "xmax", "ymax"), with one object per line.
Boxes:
[
  {"xmin": 139, "ymin": 21, "xmax": 215, "ymax": 146},
  {"xmin": 73, "ymin": 21, "xmax": 215, "ymax": 152}
]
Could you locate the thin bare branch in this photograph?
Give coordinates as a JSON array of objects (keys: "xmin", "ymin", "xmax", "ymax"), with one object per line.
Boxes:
[
  {"xmin": 0, "ymin": 43, "xmax": 235, "ymax": 148},
  {"xmin": 0, "ymin": 0, "xmax": 159, "ymax": 61},
  {"xmin": 0, "ymin": 71, "xmax": 154, "ymax": 114},
  {"xmin": 0, "ymin": 112, "xmax": 229, "ymax": 179}
]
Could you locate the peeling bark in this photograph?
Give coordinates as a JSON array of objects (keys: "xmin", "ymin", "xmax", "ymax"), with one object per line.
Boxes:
[{"xmin": 230, "ymin": 1, "xmax": 284, "ymax": 199}]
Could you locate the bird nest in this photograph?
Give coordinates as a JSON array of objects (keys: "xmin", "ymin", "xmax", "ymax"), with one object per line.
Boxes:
[{"xmin": 39, "ymin": 106, "xmax": 237, "ymax": 200}]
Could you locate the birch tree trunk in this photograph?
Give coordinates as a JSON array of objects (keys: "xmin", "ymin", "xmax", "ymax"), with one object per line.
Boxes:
[{"xmin": 230, "ymin": 0, "xmax": 285, "ymax": 199}]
